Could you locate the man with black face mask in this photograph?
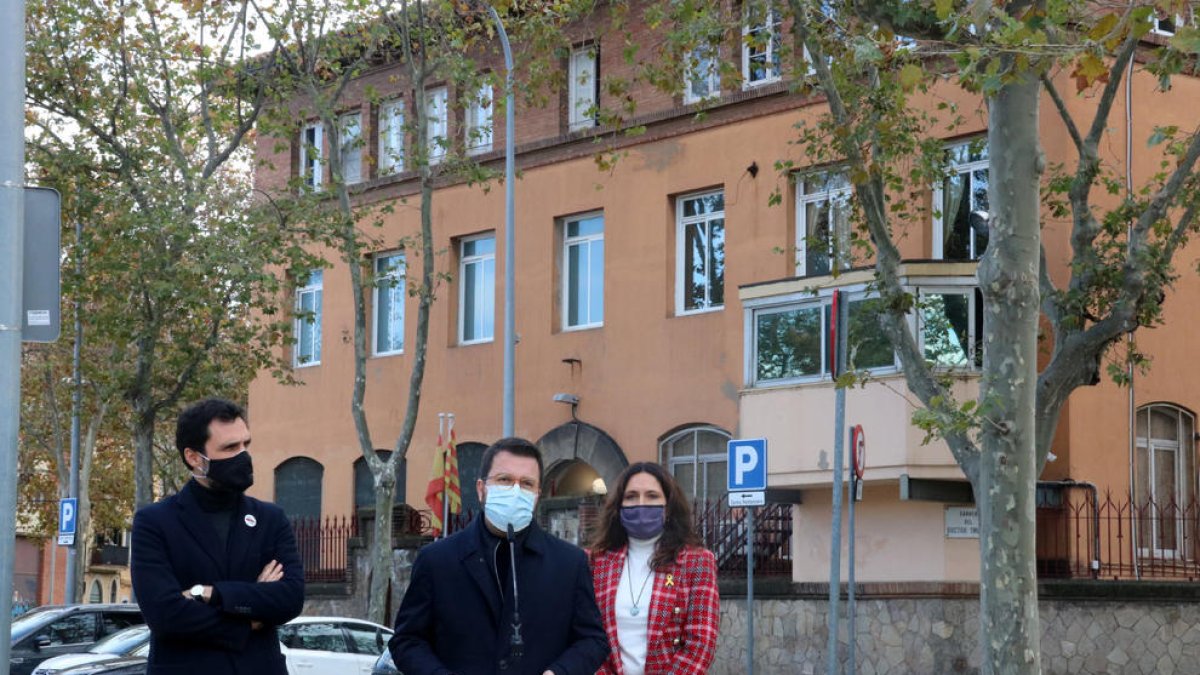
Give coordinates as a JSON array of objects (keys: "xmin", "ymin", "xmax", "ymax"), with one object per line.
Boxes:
[{"xmin": 131, "ymin": 398, "xmax": 304, "ymax": 675}]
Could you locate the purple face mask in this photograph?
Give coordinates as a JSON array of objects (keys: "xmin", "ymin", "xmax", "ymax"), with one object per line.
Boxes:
[{"xmin": 620, "ymin": 505, "xmax": 666, "ymax": 540}]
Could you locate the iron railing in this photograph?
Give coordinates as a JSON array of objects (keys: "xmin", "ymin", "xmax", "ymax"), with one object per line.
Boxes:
[
  {"xmin": 1037, "ymin": 484, "xmax": 1200, "ymax": 581},
  {"xmin": 696, "ymin": 498, "xmax": 793, "ymax": 577},
  {"xmin": 292, "ymin": 516, "xmax": 357, "ymax": 583}
]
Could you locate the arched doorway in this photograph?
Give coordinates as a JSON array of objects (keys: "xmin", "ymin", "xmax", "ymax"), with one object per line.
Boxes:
[{"xmin": 537, "ymin": 422, "xmax": 627, "ymax": 545}]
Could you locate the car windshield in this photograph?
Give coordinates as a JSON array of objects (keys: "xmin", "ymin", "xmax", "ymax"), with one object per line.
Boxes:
[
  {"xmin": 10, "ymin": 607, "xmax": 66, "ymax": 642},
  {"xmin": 90, "ymin": 625, "xmax": 150, "ymax": 654}
]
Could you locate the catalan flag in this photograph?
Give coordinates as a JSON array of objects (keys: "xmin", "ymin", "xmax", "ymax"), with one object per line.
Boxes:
[{"xmin": 425, "ymin": 423, "xmax": 463, "ymax": 537}]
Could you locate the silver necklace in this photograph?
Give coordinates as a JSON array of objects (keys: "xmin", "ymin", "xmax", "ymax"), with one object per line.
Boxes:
[{"xmin": 625, "ymin": 551, "xmax": 655, "ymax": 616}]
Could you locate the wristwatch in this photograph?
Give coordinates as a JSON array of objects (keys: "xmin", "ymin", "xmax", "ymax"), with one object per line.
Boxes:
[{"xmin": 190, "ymin": 584, "xmax": 205, "ymax": 601}]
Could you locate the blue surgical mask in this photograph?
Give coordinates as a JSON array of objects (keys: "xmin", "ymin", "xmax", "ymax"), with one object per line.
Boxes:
[
  {"xmin": 620, "ymin": 505, "xmax": 666, "ymax": 540},
  {"xmin": 483, "ymin": 484, "xmax": 536, "ymax": 533}
]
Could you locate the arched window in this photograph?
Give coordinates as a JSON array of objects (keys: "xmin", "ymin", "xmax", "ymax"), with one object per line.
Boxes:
[
  {"xmin": 456, "ymin": 442, "xmax": 488, "ymax": 515},
  {"xmin": 1135, "ymin": 403, "xmax": 1197, "ymax": 555},
  {"xmin": 275, "ymin": 457, "xmax": 324, "ymax": 522},
  {"xmin": 89, "ymin": 579, "xmax": 102, "ymax": 603},
  {"xmin": 109, "ymin": 579, "xmax": 117, "ymax": 603},
  {"xmin": 659, "ymin": 426, "xmax": 732, "ymax": 505},
  {"xmin": 353, "ymin": 450, "xmax": 404, "ymax": 511}
]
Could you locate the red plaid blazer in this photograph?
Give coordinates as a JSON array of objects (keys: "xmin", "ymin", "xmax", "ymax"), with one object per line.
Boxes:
[{"xmin": 590, "ymin": 545, "xmax": 720, "ymax": 675}]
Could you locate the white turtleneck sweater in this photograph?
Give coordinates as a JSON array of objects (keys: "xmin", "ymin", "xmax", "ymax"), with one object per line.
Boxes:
[{"xmin": 614, "ymin": 535, "xmax": 660, "ymax": 675}]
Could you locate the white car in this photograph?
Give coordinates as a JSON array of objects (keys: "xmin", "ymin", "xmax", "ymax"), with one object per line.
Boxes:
[
  {"xmin": 277, "ymin": 616, "xmax": 393, "ymax": 675},
  {"xmin": 31, "ymin": 624, "xmax": 151, "ymax": 675}
]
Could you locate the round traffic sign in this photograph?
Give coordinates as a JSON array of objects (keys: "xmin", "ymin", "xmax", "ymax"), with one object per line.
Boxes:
[{"xmin": 850, "ymin": 424, "xmax": 866, "ymax": 480}]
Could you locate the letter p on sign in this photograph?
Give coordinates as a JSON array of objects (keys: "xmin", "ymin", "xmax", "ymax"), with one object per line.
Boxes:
[{"xmin": 727, "ymin": 438, "xmax": 768, "ymax": 491}]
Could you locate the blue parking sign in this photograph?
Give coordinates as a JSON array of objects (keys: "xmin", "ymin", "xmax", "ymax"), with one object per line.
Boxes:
[
  {"xmin": 727, "ymin": 438, "xmax": 768, "ymax": 491},
  {"xmin": 59, "ymin": 498, "xmax": 77, "ymax": 536}
]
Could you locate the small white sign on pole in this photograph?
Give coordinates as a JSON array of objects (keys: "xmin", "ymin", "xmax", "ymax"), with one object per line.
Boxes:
[{"xmin": 729, "ymin": 491, "xmax": 765, "ymax": 507}]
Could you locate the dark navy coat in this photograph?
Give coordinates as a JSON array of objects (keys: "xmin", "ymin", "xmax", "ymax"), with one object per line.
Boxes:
[
  {"xmin": 390, "ymin": 515, "xmax": 609, "ymax": 675},
  {"xmin": 131, "ymin": 480, "xmax": 305, "ymax": 675}
]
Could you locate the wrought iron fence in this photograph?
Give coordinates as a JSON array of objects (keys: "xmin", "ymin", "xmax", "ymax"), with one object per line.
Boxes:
[
  {"xmin": 292, "ymin": 516, "xmax": 357, "ymax": 583},
  {"xmin": 695, "ymin": 498, "xmax": 793, "ymax": 577},
  {"xmin": 1036, "ymin": 484, "xmax": 1200, "ymax": 581}
]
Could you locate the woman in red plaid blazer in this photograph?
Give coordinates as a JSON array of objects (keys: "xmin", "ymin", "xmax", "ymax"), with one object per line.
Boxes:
[{"xmin": 589, "ymin": 462, "xmax": 719, "ymax": 674}]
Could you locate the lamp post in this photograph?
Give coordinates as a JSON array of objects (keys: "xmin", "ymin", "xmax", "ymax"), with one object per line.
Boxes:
[{"xmin": 484, "ymin": 4, "xmax": 516, "ymax": 437}]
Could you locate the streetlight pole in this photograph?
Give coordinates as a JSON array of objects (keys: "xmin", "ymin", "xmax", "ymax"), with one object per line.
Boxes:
[{"xmin": 484, "ymin": 4, "xmax": 516, "ymax": 437}]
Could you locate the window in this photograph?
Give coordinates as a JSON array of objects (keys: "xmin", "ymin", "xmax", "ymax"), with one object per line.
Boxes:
[
  {"xmin": 338, "ymin": 111, "xmax": 362, "ymax": 184},
  {"xmin": 426, "ymin": 86, "xmax": 448, "ymax": 164},
  {"xmin": 569, "ymin": 46, "xmax": 599, "ymax": 131},
  {"xmin": 44, "ymin": 613, "xmax": 97, "ymax": 646},
  {"xmin": 378, "ymin": 98, "xmax": 405, "ymax": 176},
  {"xmin": 373, "ymin": 253, "xmax": 405, "ymax": 356},
  {"xmin": 796, "ymin": 171, "xmax": 852, "ymax": 276},
  {"xmin": 1135, "ymin": 404, "xmax": 1197, "ymax": 557},
  {"xmin": 563, "ymin": 213, "xmax": 604, "ymax": 329},
  {"xmin": 684, "ymin": 44, "xmax": 721, "ymax": 104},
  {"xmin": 459, "ymin": 234, "xmax": 495, "ymax": 344},
  {"xmin": 300, "ymin": 122, "xmax": 323, "ymax": 190},
  {"xmin": 280, "ymin": 622, "xmax": 349, "ymax": 653},
  {"xmin": 661, "ymin": 427, "xmax": 731, "ymax": 504},
  {"xmin": 1151, "ymin": 8, "xmax": 1194, "ymax": 36},
  {"xmin": 345, "ymin": 622, "xmax": 391, "ymax": 654},
  {"xmin": 743, "ymin": 2, "xmax": 781, "ymax": 86},
  {"xmin": 89, "ymin": 581, "xmax": 102, "ymax": 604},
  {"xmin": 275, "ymin": 457, "xmax": 324, "ymax": 522},
  {"xmin": 294, "ymin": 270, "xmax": 322, "ymax": 367},
  {"xmin": 109, "ymin": 580, "xmax": 117, "ymax": 603},
  {"xmin": 750, "ymin": 291, "xmax": 897, "ymax": 386},
  {"xmin": 934, "ymin": 142, "xmax": 989, "ymax": 260},
  {"xmin": 676, "ymin": 191, "xmax": 725, "ymax": 314},
  {"xmin": 919, "ymin": 289, "xmax": 983, "ymax": 369},
  {"xmin": 465, "ymin": 83, "xmax": 493, "ymax": 154}
]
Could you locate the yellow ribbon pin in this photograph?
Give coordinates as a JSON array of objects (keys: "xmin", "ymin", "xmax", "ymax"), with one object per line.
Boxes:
[{"xmin": 665, "ymin": 574, "xmax": 675, "ymax": 588}]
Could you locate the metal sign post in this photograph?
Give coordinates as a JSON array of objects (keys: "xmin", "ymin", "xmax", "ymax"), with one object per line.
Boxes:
[
  {"xmin": 728, "ymin": 437, "xmax": 768, "ymax": 675},
  {"xmin": 827, "ymin": 290, "xmax": 848, "ymax": 675},
  {"xmin": 847, "ymin": 425, "xmax": 865, "ymax": 675}
]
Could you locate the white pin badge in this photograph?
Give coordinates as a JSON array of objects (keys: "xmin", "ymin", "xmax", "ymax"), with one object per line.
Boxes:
[{"xmin": 244, "ymin": 514, "xmax": 257, "ymax": 527}]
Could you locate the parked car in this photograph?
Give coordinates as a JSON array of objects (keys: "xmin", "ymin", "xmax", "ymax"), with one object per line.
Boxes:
[
  {"xmin": 51, "ymin": 652, "xmax": 147, "ymax": 675},
  {"xmin": 371, "ymin": 649, "xmax": 400, "ymax": 675},
  {"xmin": 277, "ymin": 616, "xmax": 393, "ymax": 675},
  {"xmin": 9, "ymin": 604, "xmax": 144, "ymax": 675},
  {"xmin": 32, "ymin": 624, "xmax": 150, "ymax": 675}
]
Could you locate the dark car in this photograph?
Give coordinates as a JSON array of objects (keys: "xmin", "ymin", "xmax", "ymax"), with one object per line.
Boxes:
[
  {"xmin": 371, "ymin": 649, "xmax": 400, "ymax": 675},
  {"xmin": 33, "ymin": 625, "xmax": 150, "ymax": 675},
  {"xmin": 9, "ymin": 604, "xmax": 144, "ymax": 675}
]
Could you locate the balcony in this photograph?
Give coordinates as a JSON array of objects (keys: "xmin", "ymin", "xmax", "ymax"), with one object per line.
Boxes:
[{"xmin": 90, "ymin": 544, "xmax": 130, "ymax": 567}]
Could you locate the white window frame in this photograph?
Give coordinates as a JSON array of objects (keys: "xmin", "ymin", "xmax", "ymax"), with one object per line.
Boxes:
[
  {"xmin": 300, "ymin": 122, "xmax": 323, "ymax": 191},
  {"xmin": 339, "ymin": 111, "xmax": 363, "ymax": 185},
  {"xmin": 1135, "ymin": 404, "xmax": 1197, "ymax": 559},
  {"xmin": 426, "ymin": 86, "xmax": 448, "ymax": 165},
  {"xmin": 372, "ymin": 252, "xmax": 405, "ymax": 357},
  {"xmin": 932, "ymin": 141, "xmax": 989, "ymax": 260},
  {"xmin": 914, "ymin": 284, "xmax": 981, "ymax": 371},
  {"xmin": 378, "ymin": 98, "xmax": 405, "ymax": 177},
  {"xmin": 466, "ymin": 83, "xmax": 493, "ymax": 155},
  {"xmin": 659, "ymin": 426, "xmax": 732, "ymax": 504},
  {"xmin": 562, "ymin": 212, "xmax": 604, "ymax": 331},
  {"xmin": 683, "ymin": 44, "xmax": 721, "ymax": 104},
  {"xmin": 795, "ymin": 170, "xmax": 852, "ymax": 276},
  {"xmin": 1151, "ymin": 8, "xmax": 1193, "ymax": 36},
  {"xmin": 742, "ymin": 3, "xmax": 781, "ymax": 87},
  {"xmin": 293, "ymin": 270, "xmax": 323, "ymax": 368},
  {"xmin": 568, "ymin": 46, "xmax": 599, "ymax": 132},
  {"xmin": 675, "ymin": 190, "xmax": 726, "ymax": 316},
  {"xmin": 458, "ymin": 233, "xmax": 496, "ymax": 345},
  {"xmin": 748, "ymin": 299, "xmax": 829, "ymax": 387}
]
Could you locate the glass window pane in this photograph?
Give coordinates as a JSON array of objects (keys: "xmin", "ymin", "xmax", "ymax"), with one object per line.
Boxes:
[
  {"xmin": 684, "ymin": 222, "xmax": 707, "ymax": 310},
  {"xmin": 671, "ymin": 435, "xmax": 695, "ymax": 458},
  {"xmin": 589, "ymin": 239, "xmax": 604, "ymax": 323},
  {"xmin": 847, "ymin": 298, "xmax": 893, "ymax": 369},
  {"xmin": 756, "ymin": 306, "xmax": 823, "ymax": 381},
  {"xmin": 696, "ymin": 430, "xmax": 727, "ymax": 457},
  {"xmin": 673, "ymin": 461, "xmax": 696, "ymax": 499},
  {"xmin": 571, "ymin": 215, "xmax": 603, "ymax": 238},
  {"xmin": 922, "ymin": 294, "xmax": 970, "ymax": 367},
  {"xmin": 47, "ymin": 614, "xmax": 96, "ymax": 646},
  {"xmin": 292, "ymin": 623, "xmax": 348, "ymax": 653},
  {"xmin": 567, "ymin": 243, "xmax": 584, "ymax": 327},
  {"xmin": 463, "ymin": 262, "xmax": 478, "ymax": 340},
  {"xmin": 704, "ymin": 460, "xmax": 728, "ymax": 502},
  {"xmin": 805, "ymin": 199, "xmax": 831, "ymax": 276},
  {"xmin": 345, "ymin": 624, "xmax": 384, "ymax": 654},
  {"xmin": 1151, "ymin": 409, "xmax": 1180, "ymax": 442},
  {"xmin": 709, "ymin": 219, "xmax": 725, "ymax": 306},
  {"xmin": 943, "ymin": 173, "xmax": 971, "ymax": 260}
]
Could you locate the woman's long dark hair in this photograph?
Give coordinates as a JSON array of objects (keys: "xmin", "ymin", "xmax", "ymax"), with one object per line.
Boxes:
[{"xmin": 590, "ymin": 462, "xmax": 702, "ymax": 570}]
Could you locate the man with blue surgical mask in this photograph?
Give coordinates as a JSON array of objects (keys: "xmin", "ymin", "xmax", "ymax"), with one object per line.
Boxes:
[{"xmin": 391, "ymin": 437, "xmax": 609, "ymax": 675}]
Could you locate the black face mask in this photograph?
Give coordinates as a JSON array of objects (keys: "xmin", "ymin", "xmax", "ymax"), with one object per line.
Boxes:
[{"xmin": 202, "ymin": 451, "xmax": 255, "ymax": 493}]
